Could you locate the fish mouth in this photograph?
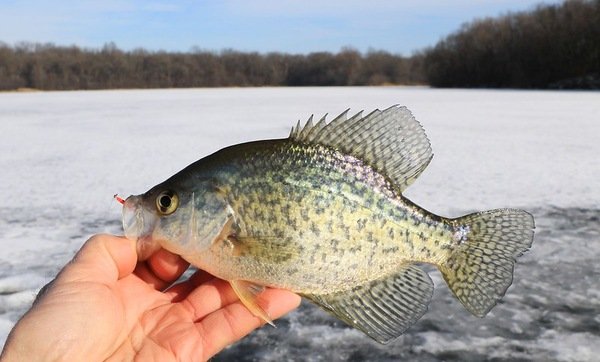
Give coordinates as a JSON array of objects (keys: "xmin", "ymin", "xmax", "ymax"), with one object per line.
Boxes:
[
  {"xmin": 123, "ymin": 195, "xmax": 145, "ymax": 240},
  {"xmin": 123, "ymin": 195, "xmax": 160, "ymax": 260}
]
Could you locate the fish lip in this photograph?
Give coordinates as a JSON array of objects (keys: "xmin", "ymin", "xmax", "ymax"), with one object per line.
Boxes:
[
  {"xmin": 122, "ymin": 195, "xmax": 157, "ymax": 241},
  {"xmin": 122, "ymin": 195, "xmax": 162, "ymax": 260},
  {"xmin": 122, "ymin": 195, "xmax": 144, "ymax": 241}
]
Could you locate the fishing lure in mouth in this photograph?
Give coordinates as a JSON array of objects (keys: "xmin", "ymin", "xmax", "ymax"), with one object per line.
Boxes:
[{"xmin": 114, "ymin": 194, "xmax": 125, "ymax": 205}]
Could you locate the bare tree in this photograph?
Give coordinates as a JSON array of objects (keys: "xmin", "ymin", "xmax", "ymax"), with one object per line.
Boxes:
[{"xmin": 422, "ymin": 0, "xmax": 600, "ymax": 89}]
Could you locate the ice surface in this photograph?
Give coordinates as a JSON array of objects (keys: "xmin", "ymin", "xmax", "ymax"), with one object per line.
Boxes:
[{"xmin": 0, "ymin": 87, "xmax": 599, "ymax": 360}]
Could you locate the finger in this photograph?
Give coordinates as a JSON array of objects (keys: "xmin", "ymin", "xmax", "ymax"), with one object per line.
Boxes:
[
  {"xmin": 178, "ymin": 277, "xmax": 240, "ymax": 320},
  {"xmin": 59, "ymin": 234, "xmax": 137, "ymax": 285},
  {"xmin": 133, "ymin": 249, "xmax": 189, "ymax": 290},
  {"xmin": 133, "ymin": 262, "xmax": 167, "ymax": 290},
  {"xmin": 147, "ymin": 249, "xmax": 190, "ymax": 284},
  {"xmin": 133, "ymin": 261, "xmax": 182, "ymax": 291},
  {"xmin": 164, "ymin": 270, "xmax": 216, "ymax": 302},
  {"xmin": 31, "ymin": 279, "xmax": 55, "ymax": 306},
  {"xmin": 198, "ymin": 288, "xmax": 301, "ymax": 360}
]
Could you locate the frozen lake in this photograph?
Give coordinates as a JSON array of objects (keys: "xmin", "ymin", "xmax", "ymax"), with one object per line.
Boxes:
[{"xmin": 1, "ymin": 87, "xmax": 599, "ymax": 361}]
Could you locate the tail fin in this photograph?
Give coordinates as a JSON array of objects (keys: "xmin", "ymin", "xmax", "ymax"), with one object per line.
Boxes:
[{"xmin": 440, "ymin": 209, "xmax": 535, "ymax": 317}]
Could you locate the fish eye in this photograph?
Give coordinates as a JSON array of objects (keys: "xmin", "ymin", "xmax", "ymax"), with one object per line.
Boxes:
[{"xmin": 156, "ymin": 190, "xmax": 179, "ymax": 215}]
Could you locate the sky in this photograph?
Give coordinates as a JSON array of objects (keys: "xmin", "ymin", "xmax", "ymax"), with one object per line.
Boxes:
[{"xmin": 0, "ymin": 0, "xmax": 564, "ymax": 55}]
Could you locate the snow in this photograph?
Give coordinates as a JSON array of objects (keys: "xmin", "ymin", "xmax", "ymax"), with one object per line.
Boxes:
[
  {"xmin": 1, "ymin": 87, "xmax": 599, "ymax": 359},
  {"xmin": 2, "ymin": 87, "xmax": 598, "ymax": 216}
]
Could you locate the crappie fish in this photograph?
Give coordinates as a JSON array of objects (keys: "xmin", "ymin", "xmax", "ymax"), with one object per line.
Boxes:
[{"xmin": 121, "ymin": 106, "xmax": 534, "ymax": 343}]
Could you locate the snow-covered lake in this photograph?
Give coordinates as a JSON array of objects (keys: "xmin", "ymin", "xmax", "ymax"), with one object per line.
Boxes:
[{"xmin": 1, "ymin": 87, "xmax": 599, "ymax": 361}]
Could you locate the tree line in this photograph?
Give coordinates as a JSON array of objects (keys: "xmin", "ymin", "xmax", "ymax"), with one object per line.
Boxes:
[
  {"xmin": 1, "ymin": 0, "xmax": 598, "ymax": 90},
  {"xmin": 421, "ymin": 0, "xmax": 600, "ymax": 89},
  {"xmin": 0, "ymin": 43, "xmax": 424, "ymax": 91}
]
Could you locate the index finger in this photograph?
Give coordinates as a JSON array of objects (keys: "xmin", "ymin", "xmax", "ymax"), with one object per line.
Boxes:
[
  {"xmin": 134, "ymin": 248, "xmax": 190, "ymax": 290},
  {"xmin": 198, "ymin": 288, "xmax": 301, "ymax": 360}
]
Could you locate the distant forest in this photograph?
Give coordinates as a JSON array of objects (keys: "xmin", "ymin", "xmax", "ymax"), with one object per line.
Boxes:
[
  {"xmin": 0, "ymin": 0, "xmax": 598, "ymax": 90},
  {"xmin": 0, "ymin": 45, "xmax": 423, "ymax": 90},
  {"xmin": 422, "ymin": 0, "xmax": 600, "ymax": 88}
]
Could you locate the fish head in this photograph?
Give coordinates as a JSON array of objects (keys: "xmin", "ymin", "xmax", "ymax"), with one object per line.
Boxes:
[{"xmin": 122, "ymin": 177, "xmax": 231, "ymax": 260}]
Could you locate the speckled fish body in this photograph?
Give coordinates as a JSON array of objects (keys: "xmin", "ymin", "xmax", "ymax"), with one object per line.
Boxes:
[
  {"xmin": 181, "ymin": 139, "xmax": 449, "ymax": 291},
  {"xmin": 122, "ymin": 106, "xmax": 535, "ymax": 343}
]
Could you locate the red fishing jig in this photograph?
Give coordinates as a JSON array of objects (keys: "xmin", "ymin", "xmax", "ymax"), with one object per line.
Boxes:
[{"xmin": 114, "ymin": 194, "xmax": 125, "ymax": 205}]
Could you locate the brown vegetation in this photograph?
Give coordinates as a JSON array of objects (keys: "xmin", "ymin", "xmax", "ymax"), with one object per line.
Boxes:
[
  {"xmin": 422, "ymin": 0, "xmax": 600, "ymax": 89},
  {"xmin": 0, "ymin": 43, "xmax": 423, "ymax": 91}
]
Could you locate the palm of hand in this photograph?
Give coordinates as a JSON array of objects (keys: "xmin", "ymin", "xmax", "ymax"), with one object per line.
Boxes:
[{"xmin": 2, "ymin": 235, "xmax": 300, "ymax": 361}]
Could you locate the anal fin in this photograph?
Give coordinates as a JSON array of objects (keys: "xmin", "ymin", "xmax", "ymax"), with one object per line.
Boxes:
[
  {"xmin": 302, "ymin": 264, "xmax": 433, "ymax": 344},
  {"xmin": 230, "ymin": 280, "xmax": 275, "ymax": 327}
]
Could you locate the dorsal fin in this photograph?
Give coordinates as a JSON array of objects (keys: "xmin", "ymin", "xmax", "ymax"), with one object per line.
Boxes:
[
  {"xmin": 297, "ymin": 115, "xmax": 314, "ymax": 140},
  {"xmin": 290, "ymin": 119, "xmax": 302, "ymax": 139},
  {"xmin": 303, "ymin": 114, "xmax": 327, "ymax": 142},
  {"xmin": 289, "ymin": 105, "xmax": 433, "ymax": 192}
]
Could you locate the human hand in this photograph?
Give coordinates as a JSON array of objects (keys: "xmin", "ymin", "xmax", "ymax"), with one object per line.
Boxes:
[{"xmin": 0, "ymin": 234, "xmax": 301, "ymax": 361}]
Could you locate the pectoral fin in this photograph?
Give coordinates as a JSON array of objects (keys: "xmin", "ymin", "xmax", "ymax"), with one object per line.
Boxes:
[
  {"xmin": 213, "ymin": 216, "xmax": 245, "ymax": 256},
  {"xmin": 213, "ymin": 216, "xmax": 235, "ymax": 246},
  {"xmin": 227, "ymin": 235, "xmax": 299, "ymax": 263},
  {"xmin": 230, "ymin": 280, "xmax": 274, "ymax": 327}
]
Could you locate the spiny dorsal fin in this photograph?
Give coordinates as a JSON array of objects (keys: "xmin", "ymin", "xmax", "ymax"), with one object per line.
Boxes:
[
  {"xmin": 302, "ymin": 264, "xmax": 433, "ymax": 344},
  {"xmin": 290, "ymin": 119, "xmax": 302, "ymax": 139},
  {"xmin": 297, "ymin": 115, "xmax": 314, "ymax": 140},
  {"xmin": 303, "ymin": 114, "xmax": 327, "ymax": 142},
  {"xmin": 289, "ymin": 105, "xmax": 433, "ymax": 192}
]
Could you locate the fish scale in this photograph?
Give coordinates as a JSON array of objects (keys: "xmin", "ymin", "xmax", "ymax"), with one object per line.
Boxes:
[
  {"xmin": 214, "ymin": 141, "xmax": 444, "ymax": 285},
  {"xmin": 121, "ymin": 105, "xmax": 535, "ymax": 344}
]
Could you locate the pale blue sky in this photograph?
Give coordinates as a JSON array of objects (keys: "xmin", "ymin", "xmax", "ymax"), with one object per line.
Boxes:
[{"xmin": 0, "ymin": 0, "xmax": 563, "ymax": 55}]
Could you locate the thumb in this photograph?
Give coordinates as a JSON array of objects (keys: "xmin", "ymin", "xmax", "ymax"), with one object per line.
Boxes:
[{"xmin": 59, "ymin": 234, "xmax": 138, "ymax": 285}]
